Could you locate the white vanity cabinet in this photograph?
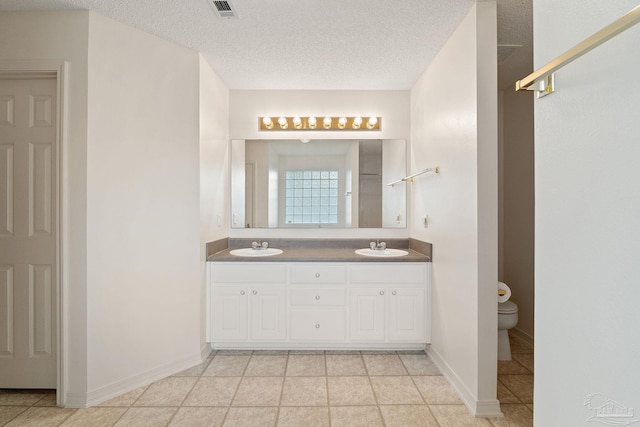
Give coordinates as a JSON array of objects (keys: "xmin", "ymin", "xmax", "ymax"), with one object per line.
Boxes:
[
  {"xmin": 208, "ymin": 261, "xmax": 430, "ymax": 349},
  {"xmin": 209, "ymin": 263, "xmax": 287, "ymax": 341}
]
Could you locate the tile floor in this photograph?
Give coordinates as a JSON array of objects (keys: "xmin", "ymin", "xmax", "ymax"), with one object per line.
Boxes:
[{"xmin": 1, "ymin": 345, "xmax": 534, "ymax": 427}]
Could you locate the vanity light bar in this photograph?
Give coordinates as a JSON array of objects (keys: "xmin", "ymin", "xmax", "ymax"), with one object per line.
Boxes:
[{"xmin": 259, "ymin": 116, "xmax": 381, "ymax": 131}]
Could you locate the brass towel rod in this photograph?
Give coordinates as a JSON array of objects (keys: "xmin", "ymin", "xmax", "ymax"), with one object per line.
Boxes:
[
  {"xmin": 387, "ymin": 167, "xmax": 440, "ymax": 187},
  {"xmin": 516, "ymin": 4, "xmax": 640, "ymax": 98}
]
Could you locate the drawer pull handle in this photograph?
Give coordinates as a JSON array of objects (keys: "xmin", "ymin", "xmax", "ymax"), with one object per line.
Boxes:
[
  {"xmin": 315, "ymin": 323, "xmax": 320, "ymax": 328},
  {"xmin": 252, "ymin": 290, "xmax": 258, "ymax": 295},
  {"xmin": 392, "ymin": 291, "xmax": 397, "ymax": 296},
  {"xmin": 315, "ymin": 295, "xmax": 320, "ymax": 300},
  {"xmin": 240, "ymin": 290, "xmax": 245, "ymax": 295},
  {"xmin": 379, "ymin": 291, "xmax": 385, "ymax": 296},
  {"xmin": 315, "ymin": 273, "xmax": 320, "ymax": 278}
]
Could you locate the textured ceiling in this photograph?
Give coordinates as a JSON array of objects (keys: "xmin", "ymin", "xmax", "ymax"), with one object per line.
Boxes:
[{"xmin": 0, "ymin": 0, "xmax": 532, "ymax": 91}]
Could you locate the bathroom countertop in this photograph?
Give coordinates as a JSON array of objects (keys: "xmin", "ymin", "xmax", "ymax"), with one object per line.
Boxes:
[{"xmin": 207, "ymin": 247, "xmax": 430, "ymax": 263}]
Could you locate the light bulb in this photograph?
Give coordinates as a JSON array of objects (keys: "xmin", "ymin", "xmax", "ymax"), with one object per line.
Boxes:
[
  {"xmin": 262, "ymin": 116, "xmax": 273, "ymax": 129},
  {"xmin": 366, "ymin": 116, "xmax": 378, "ymax": 129},
  {"xmin": 293, "ymin": 116, "xmax": 302, "ymax": 129},
  {"xmin": 307, "ymin": 116, "xmax": 317, "ymax": 129},
  {"xmin": 352, "ymin": 116, "xmax": 362, "ymax": 129},
  {"xmin": 278, "ymin": 116, "xmax": 288, "ymax": 129},
  {"xmin": 338, "ymin": 117, "xmax": 347, "ymax": 129},
  {"xmin": 323, "ymin": 116, "xmax": 332, "ymax": 129}
]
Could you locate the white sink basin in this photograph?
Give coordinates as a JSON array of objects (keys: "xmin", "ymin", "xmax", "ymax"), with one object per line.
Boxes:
[
  {"xmin": 355, "ymin": 248, "xmax": 409, "ymax": 257},
  {"xmin": 229, "ymin": 248, "xmax": 283, "ymax": 257}
]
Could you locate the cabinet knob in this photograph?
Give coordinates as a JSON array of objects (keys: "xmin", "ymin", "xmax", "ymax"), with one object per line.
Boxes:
[
  {"xmin": 315, "ymin": 295, "xmax": 320, "ymax": 300},
  {"xmin": 392, "ymin": 290, "xmax": 397, "ymax": 296},
  {"xmin": 315, "ymin": 323, "xmax": 320, "ymax": 328},
  {"xmin": 315, "ymin": 273, "xmax": 320, "ymax": 278},
  {"xmin": 240, "ymin": 290, "xmax": 245, "ymax": 295},
  {"xmin": 252, "ymin": 290, "xmax": 258, "ymax": 295},
  {"xmin": 380, "ymin": 291, "xmax": 385, "ymax": 296}
]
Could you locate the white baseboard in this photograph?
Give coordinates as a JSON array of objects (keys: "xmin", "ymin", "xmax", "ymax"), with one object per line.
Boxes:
[
  {"xmin": 64, "ymin": 352, "xmax": 203, "ymax": 408},
  {"xmin": 510, "ymin": 327, "xmax": 534, "ymax": 347},
  {"xmin": 425, "ymin": 345, "xmax": 503, "ymax": 418},
  {"xmin": 201, "ymin": 343, "xmax": 213, "ymax": 360}
]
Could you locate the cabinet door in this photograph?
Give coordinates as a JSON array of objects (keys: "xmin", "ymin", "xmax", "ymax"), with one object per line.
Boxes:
[
  {"xmin": 250, "ymin": 287, "xmax": 287, "ymax": 340},
  {"xmin": 211, "ymin": 286, "xmax": 248, "ymax": 341},
  {"xmin": 388, "ymin": 287, "xmax": 426, "ymax": 341},
  {"xmin": 349, "ymin": 288, "xmax": 385, "ymax": 341}
]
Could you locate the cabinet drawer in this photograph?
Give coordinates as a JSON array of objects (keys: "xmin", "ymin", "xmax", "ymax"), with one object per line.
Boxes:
[
  {"xmin": 211, "ymin": 263, "xmax": 287, "ymax": 283},
  {"xmin": 290, "ymin": 310, "xmax": 346, "ymax": 341},
  {"xmin": 350, "ymin": 264, "xmax": 426, "ymax": 284},
  {"xmin": 290, "ymin": 288, "xmax": 345, "ymax": 306},
  {"xmin": 290, "ymin": 265, "xmax": 346, "ymax": 284}
]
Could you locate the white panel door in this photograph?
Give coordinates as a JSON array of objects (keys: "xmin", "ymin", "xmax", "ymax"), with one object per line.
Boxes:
[
  {"xmin": 0, "ymin": 78, "xmax": 57, "ymax": 388},
  {"xmin": 388, "ymin": 288, "xmax": 426, "ymax": 342},
  {"xmin": 211, "ymin": 286, "xmax": 248, "ymax": 341},
  {"xmin": 249, "ymin": 286, "xmax": 286, "ymax": 340},
  {"xmin": 349, "ymin": 288, "xmax": 385, "ymax": 341}
]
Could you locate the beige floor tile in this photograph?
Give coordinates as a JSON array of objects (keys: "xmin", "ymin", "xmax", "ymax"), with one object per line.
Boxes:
[
  {"xmin": 244, "ymin": 355, "xmax": 288, "ymax": 376},
  {"xmin": 498, "ymin": 375, "xmax": 533, "ymax": 404},
  {"xmin": 280, "ymin": 377, "xmax": 327, "ymax": 406},
  {"xmin": 327, "ymin": 376, "xmax": 376, "ymax": 406},
  {"xmin": 498, "ymin": 360, "xmax": 530, "ymax": 375},
  {"xmin": 360, "ymin": 350, "xmax": 397, "ymax": 355},
  {"xmin": 490, "ymin": 404, "xmax": 533, "ymax": 427},
  {"xmin": 214, "ymin": 350, "xmax": 253, "ymax": 355},
  {"xmin": 509, "ymin": 336, "xmax": 533, "ymax": 354},
  {"xmin": 526, "ymin": 403, "xmax": 533, "ymax": 411},
  {"xmin": 252, "ymin": 350, "xmax": 289, "ymax": 355},
  {"xmin": 379, "ymin": 405, "xmax": 440, "ymax": 427},
  {"xmin": 413, "ymin": 376, "xmax": 463, "ymax": 404},
  {"xmin": 223, "ymin": 407, "xmax": 277, "ymax": 427},
  {"xmin": 114, "ymin": 407, "xmax": 177, "ymax": 427},
  {"xmin": 203, "ymin": 355, "xmax": 250, "ymax": 376},
  {"xmin": 497, "ymin": 380, "xmax": 521, "ymax": 404},
  {"xmin": 134, "ymin": 377, "xmax": 198, "ymax": 407},
  {"xmin": 370, "ymin": 376, "xmax": 423, "ymax": 404},
  {"xmin": 362, "ymin": 354, "xmax": 408, "ymax": 375},
  {"xmin": 183, "ymin": 377, "xmax": 241, "ymax": 406},
  {"xmin": 4, "ymin": 407, "xmax": 76, "ymax": 427},
  {"xmin": 0, "ymin": 407, "xmax": 28, "ymax": 425},
  {"xmin": 174, "ymin": 357, "xmax": 214, "ymax": 377},
  {"xmin": 511, "ymin": 353, "xmax": 534, "ymax": 373},
  {"xmin": 0, "ymin": 391, "xmax": 51, "ymax": 406},
  {"xmin": 277, "ymin": 406, "xmax": 330, "ymax": 427},
  {"xmin": 286, "ymin": 355, "xmax": 326, "ymax": 376},
  {"xmin": 33, "ymin": 393, "xmax": 57, "ymax": 407},
  {"xmin": 326, "ymin": 355, "xmax": 367, "ymax": 376},
  {"xmin": 429, "ymin": 405, "xmax": 493, "ymax": 427},
  {"xmin": 168, "ymin": 407, "xmax": 228, "ymax": 427},
  {"xmin": 288, "ymin": 350, "xmax": 325, "ymax": 355},
  {"xmin": 324, "ymin": 350, "xmax": 361, "ymax": 355},
  {"xmin": 399, "ymin": 353, "xmax": 441, "ymax": 375},
  {"xmin": 60, "ymin": 407, "xmax": 127, "ymax": 427},
  {"xmin": 329, "ymin": 406, "xmax": 384, "ymax": 427},
  {"xmin": 98, "ymin": 385, "xmax": 148, "ymax": 407},
  {"xmin": 232, "ymin": 377, "xmax": 283, "ymax": 407}
]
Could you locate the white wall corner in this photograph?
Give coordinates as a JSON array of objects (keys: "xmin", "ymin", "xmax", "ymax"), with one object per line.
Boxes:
[{"xmin": 425, "ymin": 345, "xmax": 503, "ymax": 418}]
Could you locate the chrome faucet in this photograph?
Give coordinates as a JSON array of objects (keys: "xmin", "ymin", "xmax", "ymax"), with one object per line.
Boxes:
[
  {"xmin": 252, "ymin": 240, "xmax": 269, "ymax": 250},
  {"xmin": 370, "ymin": 240, "xmax": 386, "ymax": 250}
]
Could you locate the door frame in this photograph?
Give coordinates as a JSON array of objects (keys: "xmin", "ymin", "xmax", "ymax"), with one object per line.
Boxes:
[{"xmin": 0, "ymin": 60, "xmax": 68, "ymax": 406}]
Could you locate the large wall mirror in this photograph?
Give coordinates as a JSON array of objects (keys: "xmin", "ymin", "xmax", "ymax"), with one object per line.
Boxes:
[{"xmin": 231, "ymin": 139, "xmax": 407, "ymax": 229}]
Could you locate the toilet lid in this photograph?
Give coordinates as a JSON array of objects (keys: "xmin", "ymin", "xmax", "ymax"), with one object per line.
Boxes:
[{"xmin": 498, "ymin": 300, "xmax": 518, "ymax": 314}]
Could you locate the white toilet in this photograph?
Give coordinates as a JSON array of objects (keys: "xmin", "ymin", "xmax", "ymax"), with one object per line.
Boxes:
[{"xmin": 498, "ymin": 282, "xmax": 519, "ymax": 360}]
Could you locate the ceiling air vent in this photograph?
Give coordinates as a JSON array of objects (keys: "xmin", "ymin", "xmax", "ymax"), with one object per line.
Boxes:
[{"xmin": 209, "ymin": 0, "xmax": 238, "ymax": 18}]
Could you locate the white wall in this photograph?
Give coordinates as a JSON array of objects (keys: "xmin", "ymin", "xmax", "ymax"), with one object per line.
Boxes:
[
  {"xmin": 85, "ymin": 12, "xmax": 202, "ymax": 403},
  {"xmin": 0, "ymin": 10, "xmax": 91, "ymax": 403},
  {"xmin": 533, "ymin": 1, "xmax": 640, "ymax": 425},
  {"xmin": 410, "ymin": 2, "xmax": 499, "ymax": 416},
  {"xmin": 199, "ymin": 56, "xmax": 229, "ymax": 353},
  {"xmin": 500, "ymin": 88, "xmax": 534, "ymax": 342},
  {"xmin": 228, "ymin": 90, "xmax": 410, "ymax": 239}
]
